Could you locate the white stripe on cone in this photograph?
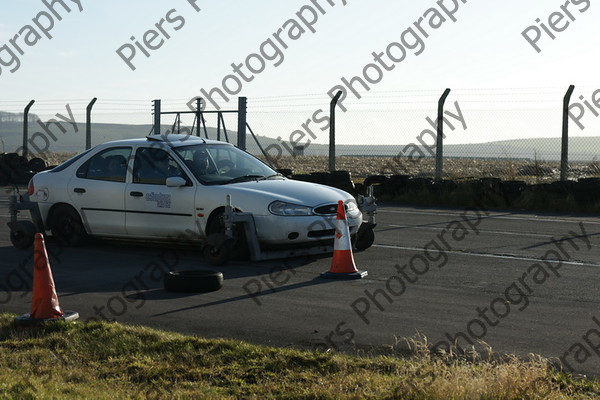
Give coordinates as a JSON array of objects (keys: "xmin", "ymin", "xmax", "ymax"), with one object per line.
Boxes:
[
  {"xmin": 329, "ymin": 200, "xmax": 359, "ymax": 274},
  {"xmin": 334, "ymin": 216, "xmax": 352, "ymax": 251}
]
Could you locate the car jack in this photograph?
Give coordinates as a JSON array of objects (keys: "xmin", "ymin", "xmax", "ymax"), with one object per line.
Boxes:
[{"xmin": 203, "ymin": 190, "xmax": 377, "ymax": 266}]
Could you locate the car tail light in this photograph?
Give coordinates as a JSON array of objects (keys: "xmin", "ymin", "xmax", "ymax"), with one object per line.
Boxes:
[{"xmin": 27, "ymin": 179, "xmax": 34, "ymax": 196}]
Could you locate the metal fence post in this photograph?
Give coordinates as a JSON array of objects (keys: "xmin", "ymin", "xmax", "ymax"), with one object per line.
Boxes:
[
  {"xmin": 85, "ymin": 97, "xmax": 97, "ymax": 150},
  {"xmin": 435, "ymin": 89, "xmax": 451, "ymax": 181},
  {"xmin": 329, "ymin": 91, "xmax": 343, "ymax": 172},
  {"xmin": 22, "ymin": 100, "xmax": 35, "ymax": 158},
  {"xmin": 153, "ymin": 99, "xmax": 161, "ymax": 135},
  {"xmin": 196, "ymin": 98, "xmax": 209, "ymax": 137},
  {"xmin": 561, "ymin": 85, "xmax": 575, "ymax": 181},
  {"xmin": 237, "ymin": 97, "xmax": 247, "ymax": 150}
]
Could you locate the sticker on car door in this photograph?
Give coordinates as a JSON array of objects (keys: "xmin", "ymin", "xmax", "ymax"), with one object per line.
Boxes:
[{"xmin": 146, "ymin": 192, "xmax": 172, "ymax": 208}]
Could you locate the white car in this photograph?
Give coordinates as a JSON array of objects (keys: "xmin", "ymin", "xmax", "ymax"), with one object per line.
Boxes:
[{"xmin": 23, "ymin": 134, "xmax": 367, "ymax": 262}]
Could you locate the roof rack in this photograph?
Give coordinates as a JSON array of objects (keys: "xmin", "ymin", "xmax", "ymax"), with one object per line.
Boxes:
[{"xmin": 145, "ymin": 134, "xmax": 206, "ymax": 144}]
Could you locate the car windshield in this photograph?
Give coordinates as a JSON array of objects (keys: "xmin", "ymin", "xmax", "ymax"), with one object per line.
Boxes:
[{"xmin": 173, "ymin": 144, "xmax": 279, "ymax": 185}]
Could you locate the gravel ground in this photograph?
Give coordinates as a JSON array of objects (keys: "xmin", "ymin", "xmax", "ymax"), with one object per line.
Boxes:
[{"xmin": 266, "ymin": 155, "xmax": 600, "ymax": 183}]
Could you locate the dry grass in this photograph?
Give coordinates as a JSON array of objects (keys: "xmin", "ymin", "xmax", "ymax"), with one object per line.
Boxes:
[
  {"xmin": 0, "ymin": 314, "xmax": 598, "ymax": 399},
  {"xmin": 37, "ymin": 152, "xmax": 600, "ymax": 184},
  {"xmin": 266, "ymin": 156, "xmax": 600, "ymax": 184},
  {"xmin": 36, "ymin": 151, "xmax": 78, "ymax": 167}
]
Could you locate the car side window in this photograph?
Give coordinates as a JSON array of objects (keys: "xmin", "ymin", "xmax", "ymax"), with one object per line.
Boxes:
[
  {"xmin": 133, "ymin": 147, "xmax": 189, "ymax": 185},
  {"xmin": 76, "ymin": 147, "xmax": 131, "ymax": 183}
]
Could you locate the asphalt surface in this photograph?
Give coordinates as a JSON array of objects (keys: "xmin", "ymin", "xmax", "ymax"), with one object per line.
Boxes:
[{"xmin": 1, "ymin": 187, "xmax": 599, "ymax": 377}]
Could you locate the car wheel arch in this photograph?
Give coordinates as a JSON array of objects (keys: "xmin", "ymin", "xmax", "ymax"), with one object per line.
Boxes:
[
  {"xmin": 47, "ymin": 203, "xmax": 87, "ymax": 233},
  {"xmin": 205, "ymin": 206, "xmax": 243, "ymax": 234},
  {"xmin": 204, "ymin": 206, "xmax": 250, "ymax": 261}
]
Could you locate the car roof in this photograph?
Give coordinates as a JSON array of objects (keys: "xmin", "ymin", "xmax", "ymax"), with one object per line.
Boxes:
[{"xmin": 99, "ymin": 134, "xmax": 230, "ymax": 148}]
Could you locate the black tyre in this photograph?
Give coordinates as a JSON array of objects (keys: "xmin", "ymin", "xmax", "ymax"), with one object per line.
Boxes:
[
  {"xmin": 355, "ymin": 224, "xmax": 375, "ymax": 251},
  {"xmin": 203, "ymin": 233, "xmax": 233, "ymax": 266},
  {"xmin": 50, "ymin": 205, "xmax": 87, "ymax": 246},
  {"xmin": 28, "ymin": 157, "xmax": 46, "ymax": 173},
  {"xmin": 10, "ymin": 221, "xmax": 36, "ymax": 249},
  {"xmin": 363, "ymin": 175, "xmax": 390, "ymax": 187},
  {"xmin": 206, "ymin": 211, "xmax": 249, "ymax": 261},
  {"xmin": 5, "ymin": 153, "xmax": 26, "ymax": 170},
  {"xmin": 277, "ymin": 168, "xmax": 293, "ymax": 177},
  {"xmin": 164, "ymin": 270, "xmax": 223, "ymax": 293}
]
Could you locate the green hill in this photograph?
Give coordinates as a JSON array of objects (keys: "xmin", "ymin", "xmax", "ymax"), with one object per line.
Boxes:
[{"xmin": 2, "ymin": 111, "xmax": 599, "ymax": 161}]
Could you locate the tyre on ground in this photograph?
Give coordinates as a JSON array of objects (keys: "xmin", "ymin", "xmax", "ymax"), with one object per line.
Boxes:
[{"xmin": 164, "ymin": 270, "xmax": 223, "ymax": 293}]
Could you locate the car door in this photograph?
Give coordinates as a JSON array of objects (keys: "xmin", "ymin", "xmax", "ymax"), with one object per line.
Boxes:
[
  {"xmin": 125, "ymin": 146, "xmax": 198, "ymax": 238},
  {"xmin": 67, "ymin": 147, "xmax": 131, "ymax": 235}
]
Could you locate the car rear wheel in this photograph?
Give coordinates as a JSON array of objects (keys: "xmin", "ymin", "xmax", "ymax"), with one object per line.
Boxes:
[{"xmin": 50, "ymin": 205, "xmax": 88, "ymax": 246}]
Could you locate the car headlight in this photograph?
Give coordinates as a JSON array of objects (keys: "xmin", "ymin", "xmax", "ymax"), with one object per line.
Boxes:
[{"xmin": 269, "ymin": 201, "xmax": 313, "ymax": 216}]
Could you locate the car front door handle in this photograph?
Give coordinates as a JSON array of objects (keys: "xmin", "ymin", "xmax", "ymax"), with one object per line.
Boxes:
[
  {"xmin": 130, "ymin": 191, "xmax": 144, "ymax": 197},
  {"xmin": 73, "ymin": 188, "xmax": 86, "ymax": 194}
]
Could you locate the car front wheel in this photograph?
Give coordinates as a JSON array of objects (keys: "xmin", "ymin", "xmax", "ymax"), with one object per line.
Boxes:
[{"xmin": 206, "ymin": 211, "xmax": 249, "ymax": 261}]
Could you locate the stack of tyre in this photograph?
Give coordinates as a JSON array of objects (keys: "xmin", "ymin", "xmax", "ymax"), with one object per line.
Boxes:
[
  {"xmin": 290, "ymin": 171, "xmax": 356, "ymax": 195},
  {"xmin": 359, "ymin": 173, "xmax": 600, "ymax": 209},
  {"xmin": 0, "ymin": 153, "xmax": 46, "ymax": 185}
]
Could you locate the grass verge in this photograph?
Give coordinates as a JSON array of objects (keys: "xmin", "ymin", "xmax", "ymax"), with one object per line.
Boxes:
[{"xmin": 0, "ymin": 314, "xmax": 599, "ymax": 399}]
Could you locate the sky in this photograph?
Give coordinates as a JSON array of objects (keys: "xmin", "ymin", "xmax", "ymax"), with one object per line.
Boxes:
[{"xmin": 0, "ymin": 0, "xmax": 599, "ymax": 150}]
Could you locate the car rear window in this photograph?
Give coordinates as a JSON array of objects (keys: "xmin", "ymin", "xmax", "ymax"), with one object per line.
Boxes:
[
  {"xmin": 49, "ymin": 149, "xmax": 92, "ymax": 173},
  {"xmin": 76, "ymin": 147, "xmax": 132, "ymax": 182}
]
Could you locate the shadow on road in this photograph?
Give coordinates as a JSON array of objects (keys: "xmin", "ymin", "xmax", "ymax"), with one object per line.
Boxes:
[{"xmin": 151, "ymin": 276, "xmax": 335, "ymax": 317}]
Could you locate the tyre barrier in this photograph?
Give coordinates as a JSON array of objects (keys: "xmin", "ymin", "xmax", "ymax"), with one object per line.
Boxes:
[
  {"xmin": 281, "ymin": 169, "xmax": 600, "ymax": 212},
  {"xmin": 277, "ymin": 168, "xmax": 294, "ymax": 178},
  {"xmin": 291, "ymin": 170, "xmax": 356, "ymax": 195},
  {"xmin": 358, "ymin": 174, "xmax": 600, "ymax": 212},
  {"xmin": 0, "ymin": 153, "xmax": 46, "ymax": 185}
]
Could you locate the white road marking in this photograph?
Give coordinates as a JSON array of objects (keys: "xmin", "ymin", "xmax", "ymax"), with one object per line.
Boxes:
[
  {"xmin": 386, "ymin": 224, "xmax": 551, "ymax": 238},
  {"xmin": 379, "ymin": 209, "xmax": 600, "ymax": 225},
  {"xmin": 373, "ymin": 244, "xmax": 599, "ymax": 267}
]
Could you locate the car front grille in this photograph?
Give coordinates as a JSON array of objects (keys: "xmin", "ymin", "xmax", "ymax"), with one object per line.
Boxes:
[
  {"xmin": 307, "ymin": 229, "xmax": 336, "ymax": 238},
  {"xmin": 313, "ymin": 203, "xmax": 345, "ymax": 215}
]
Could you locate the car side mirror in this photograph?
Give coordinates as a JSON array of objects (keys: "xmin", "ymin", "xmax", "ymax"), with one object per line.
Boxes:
[{"xmin": 166, "ymin": 177, "xmax": 186, "ymax": 187}]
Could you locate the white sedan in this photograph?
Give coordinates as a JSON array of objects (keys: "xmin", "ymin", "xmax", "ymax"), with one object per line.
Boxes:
[{"xmin": 23, "ymin": 134, "xmax": 368, "ymax": 262}]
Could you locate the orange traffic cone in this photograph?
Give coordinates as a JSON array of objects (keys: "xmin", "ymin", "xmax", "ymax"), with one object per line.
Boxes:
[
  {"xmin": 321, "ymin": 200, "xmax": 368, "ymax": 279},
  {"xmin": 15, "ymin": 233, "xmax": 79, "ymax": 326}
]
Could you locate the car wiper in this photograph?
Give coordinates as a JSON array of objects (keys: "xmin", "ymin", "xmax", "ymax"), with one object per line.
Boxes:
[
  {"xmin": 223, "ymin": 175, "xmax": 266, "ymax": 184},
  {"xmin": 261, "ymin": 173, "xmax": 285, "ymax": 180}
]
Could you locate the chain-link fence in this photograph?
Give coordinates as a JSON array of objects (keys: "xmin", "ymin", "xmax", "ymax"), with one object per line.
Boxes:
[
  {"xmin": 2, "ymin": 87, "xmax": 600, "ymax": 184},
  {"xmin": 249, "ymin": 87, "xmax": 600, "ymax": 183}
]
